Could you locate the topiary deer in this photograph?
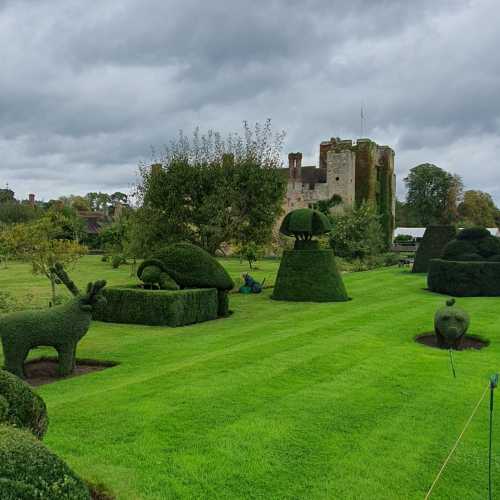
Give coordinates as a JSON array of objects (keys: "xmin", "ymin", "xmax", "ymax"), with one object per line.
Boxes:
[{"xmin": 0, "ymin": 263, "xmax": 106, "ymax": 378}]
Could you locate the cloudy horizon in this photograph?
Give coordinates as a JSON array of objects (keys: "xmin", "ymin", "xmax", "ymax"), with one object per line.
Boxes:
[{"xmin": 1, "ymin": 0, "xmax": 499, "ymax": 203}]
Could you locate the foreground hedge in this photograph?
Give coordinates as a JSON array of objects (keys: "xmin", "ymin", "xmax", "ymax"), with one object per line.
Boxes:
[
  {"xmin": 428, "ymin": 259, "xmax": 500, "ymax": 296},
  {"xmin": 93, "ymin": 286, "xmax": 218, "ymax": 326},
  {"xmin": 272, "ymin": 249, "xmax": 349, "ymax": 302},
  {"xmin": 412, "ymin": 225, "xmax": 456, "ymax": 273},
  {"xmin": 0, "ymin": 425, "xmax": 90, "ymax": 500},
  {"xmin": 0, "ymin": 370, "xmax": 48, "ymax": 439}
]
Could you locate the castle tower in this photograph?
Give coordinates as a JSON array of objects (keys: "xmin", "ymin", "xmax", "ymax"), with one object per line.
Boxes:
[{"xmin": 326, "ymin": 142, "xmax": 356, "ymax": 206}]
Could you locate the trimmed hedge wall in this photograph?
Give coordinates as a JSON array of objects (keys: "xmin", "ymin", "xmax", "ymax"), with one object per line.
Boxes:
[
  {"xmin": 93, "ymin": 286, "xmax": 218, "ymax": 326},
  {"xmin": 428, "ymin": 259, "xmax": 500, "ymax": 296},
  {"xmin": 272, "ymin": 249, "xmax": 349, "ymax": 302},
  {"xmin": 412, "ymin": 225, "xmax": 457, "ymax": 273},
  {"xmin": 0, "ymin": 425, "xmax": 90, "ymax": 500}
]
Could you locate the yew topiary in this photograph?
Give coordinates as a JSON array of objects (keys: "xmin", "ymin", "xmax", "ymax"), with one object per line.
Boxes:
[
  {"xmin": 280, "ymin": 208, "xmax": 332, "ymax": 249},
  {"xmin": 434, "ymin": 298, "xmax": 470, "ymax": 349},
  {"xmin": 0, "ymin": 264, "xmax": 106, "ymax": 378},
  {"xmin": 412, "ymin": 225, "xmax": 456, "ymax": 273},
  {"xmin": 0, "ymin": 370, "xmax": 48, "ymax": 439},
  {"xmin": 0, "ymin": 425, "xmax": 90, "ymax": 500}
]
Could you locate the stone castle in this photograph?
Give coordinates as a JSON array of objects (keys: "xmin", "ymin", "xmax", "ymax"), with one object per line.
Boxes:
[{"xmin": 281, "ymin": 137, "xmax": 396, "ymax": 246}]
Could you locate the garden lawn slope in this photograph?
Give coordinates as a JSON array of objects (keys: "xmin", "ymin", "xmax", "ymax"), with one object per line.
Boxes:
[{"xmin": 1, "ymin": 256, "xmax": 499, "ymax": 499}]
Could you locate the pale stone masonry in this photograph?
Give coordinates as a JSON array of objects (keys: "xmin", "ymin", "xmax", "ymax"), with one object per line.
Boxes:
[{"xmin": 281, "ymin": 137, "xmax": 396, "ymax": 247}]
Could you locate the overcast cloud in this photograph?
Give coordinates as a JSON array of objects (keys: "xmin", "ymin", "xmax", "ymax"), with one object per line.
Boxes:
[{"xmin": 1, "ymin": 0, "xmax": 499, "ymax": 202}]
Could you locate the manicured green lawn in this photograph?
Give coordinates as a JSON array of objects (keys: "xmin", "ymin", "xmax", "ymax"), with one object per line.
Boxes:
[{"xmin": 1, "ymin": 256, "xmax": 500, "ymax": 499}]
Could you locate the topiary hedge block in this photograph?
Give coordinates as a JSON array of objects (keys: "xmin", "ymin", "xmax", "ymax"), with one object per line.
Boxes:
[
  {"xmin": 412, "ymin": 225, "xmax": 457, "ymax": 273},
  {"xmin": 427, "ymin": 259, "xmax": 500, "ymax": 296},
  {"xmin": 93, "ymin": 286, "xmax": 218, "ymax": 326},
  {"xmin": 0, "ymin": 425, "xmax": 90, "ymax": 499},
  {"xmin": 271, "ymin": 249, "xmax": 349, "ymax": 302}
]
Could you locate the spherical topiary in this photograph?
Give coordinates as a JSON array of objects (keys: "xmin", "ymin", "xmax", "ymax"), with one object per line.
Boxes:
[
  {"xmin": 434, "ymin": 298, "xmax": 470, "ymax": 349},
  {"xmin": 456, "ymin": 227, "xmax": 491, "ymax": 240},
  {"xmin": 0, "ymin": 425, "xmax": 90, "ymax": 500},
  {"xmin": 440, "ymin": 228, "xmax": 500, "ymax": 261},
  {"xmin": 0, "ymin": 370, "xmax": 48, "ymax": 439},
  {"xmin": 412, "ymin": 225, "xmax": 457, "ymax": 273},
  {"xmin": 280, "ymin": 208, "xmax": 331, "ymax": 249}
]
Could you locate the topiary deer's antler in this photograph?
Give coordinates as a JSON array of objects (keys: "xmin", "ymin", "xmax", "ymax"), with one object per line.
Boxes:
[
  {"xmin": 51, "ymin": 263, "xmax": 80, "ymax": 296},
  {"xmin": 85, "ymin": 280, "xmax": 107, "ymax": 303}
]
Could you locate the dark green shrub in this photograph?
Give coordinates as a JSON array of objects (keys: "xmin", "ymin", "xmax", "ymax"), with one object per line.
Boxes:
[
  {"xmin": 280, "ymin": 208, "xmax": 331, "ymax": 243},
  {"xmin": 0, "ymin": 370, "xmax": 47, "ymax": 439},
  {"xmin": 488, "ymin": 254, "xmax": 500, "ymax": 262},
  {"xmin": 137, "ymin": 260, "xmax": 179, "ymax": 290},
  {"xmin": 0, "ymin": 425, "xmax": 90, "ymax": 499},
  {"xmin": 111, "ymin": 254, "xmax": 124, "ymax": 268},
  {"xmin": 428, "ymin": 259, "xmax": 500, "ymax": 296},
  {"xmin": 412, "ymin": 225, "xmax": 456, "ymax": 273},
  {"xmin": 272, "ymin": 249, "xmax": 348, "ymax": 302},
  {"xmin": 0, "ymin": 264, "xmax": 106, "ymax": 378},
  {"xmin": 442, "ymin": 239, "xmax": 476, "ymax": 260},
  {"xmin": 93, "ymin": 286, "xmax": 218, "ymax": 326},
  {"xmin": 140, "ymin": 242, "xmax": 234, "ymax": 316},
  {"xmin": 100, "ymin": 255, "xmax": 108, "ymax": 263},
  {"xmin": 456, "ymin": 227, "xmax": 491, "ymax": 240},
  {"xmin": 434, "ymin": 298, "xmax": 470, "ymax": 349}
]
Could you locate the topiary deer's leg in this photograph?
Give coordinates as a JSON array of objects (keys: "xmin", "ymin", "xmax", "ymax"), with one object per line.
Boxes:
[
  {"xmin": 57, "ymin": 343, "xmax": 76, "ymax": 377},
  {"xmin": 3, "ymin": 341, "xmax": 29, "ymax": 379}
]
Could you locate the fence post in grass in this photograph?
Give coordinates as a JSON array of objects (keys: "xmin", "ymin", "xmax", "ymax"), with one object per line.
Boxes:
[
  {"xmin": 489, "ymin": 373, "xmax": 498, "ymax": 500},
  {"xmin": 448, "ymin": 349, "xmax": 456, "ymax": 378}
]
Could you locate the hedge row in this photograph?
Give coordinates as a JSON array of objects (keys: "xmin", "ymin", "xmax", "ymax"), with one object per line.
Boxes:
[
  {"xmin": 272, "ymin": 249, "xmax": 349, "ymax": 302},
  {"xmin": 427, "ymin": 259, "xmax": 500, "ymax": 296},
  {"xmin": 93, "ymin": 286, "xmax": 218, "ymax": 326},
  {"xmin": 412, "ymin": 225, "xmax": 456, "ymax": 273}
]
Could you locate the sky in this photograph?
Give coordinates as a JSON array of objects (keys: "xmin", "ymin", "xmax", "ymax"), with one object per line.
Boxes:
[{"xmin": 1, "ymin": 0, "xmax": 499, "ymax": 203}]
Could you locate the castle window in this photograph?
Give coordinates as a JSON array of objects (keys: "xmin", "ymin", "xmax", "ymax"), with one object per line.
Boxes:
[
  {"xmin": 309, "ymin": 183, "xmax": 315, "ymax": 190},
  {"xmin": 335, "ymin": 177, "xmax": 340, "ymax": 181}
]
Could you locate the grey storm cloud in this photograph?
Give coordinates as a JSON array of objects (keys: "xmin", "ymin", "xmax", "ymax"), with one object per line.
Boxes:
[{"xmin": 1, "ymin": 0, "xmax": 500, "ymax": 202}]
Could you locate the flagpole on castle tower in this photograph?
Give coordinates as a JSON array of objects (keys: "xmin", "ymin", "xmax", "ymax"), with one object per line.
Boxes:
[{"xmin": 360, "ymin": 103, "xmax": 366, "ymax": 138}]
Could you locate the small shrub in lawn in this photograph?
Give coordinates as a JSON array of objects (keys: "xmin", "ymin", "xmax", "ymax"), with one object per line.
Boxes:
[
  {"xmin": 0, "ymin": 425, "xmax": 90, "ymax": 499},
  {"xmin": 434, "ymin": 298, "xmax": 470, "ymax": 349},
  {"xmin": 101, "ymin": 255, "xmax": 109, "ymax": 263},
  {"xmin": 0, "ymin": 263, "xmax": 106, "ymax": 378},
  {"xmin": 111, "ymin": 254, "xmax": 125, "ymax": 268},
  {"xmin": 0, "ymin": 370, "xmax": 48, "ymax": 439}
]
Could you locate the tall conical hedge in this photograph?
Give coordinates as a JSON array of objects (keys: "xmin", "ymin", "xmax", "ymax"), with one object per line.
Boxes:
[{"xmin": 412, "ymin": 225, "xmax": 457, "ymax": 273}]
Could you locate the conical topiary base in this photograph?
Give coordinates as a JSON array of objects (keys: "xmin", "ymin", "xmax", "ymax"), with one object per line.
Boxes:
[
  {"xmin": 271, "ymin": 248, "xmax": 349, "ymax": 302},
  {"xmin": 412, "ymin": 225, "xmax": 456, "ymax": 273}
]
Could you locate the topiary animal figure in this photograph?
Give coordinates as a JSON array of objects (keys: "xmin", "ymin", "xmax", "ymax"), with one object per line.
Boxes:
[
  {"xmin": 138, "ymin": 243, "xmax": 234, "ymax": 316},
  {"xmin": 0, "ymin": 425, "xmax": 91, "ymax": 499},
  {"xmin": 138, "ymin": 259, "xmax": 180, "ymax": 290},
  {"xmin": 0, "ymin": 370, "xmax": 48, "ymax": 439},
  {"xmin": 280, "ymin": 208, "xmax": 332, "ymax": 250},
  {"xmin": 0, "ymin": 263, "xmax": 106, "ymax": 379},
  {"xmin": 434, "ymin": 298, "xmax": 470, "ymax": 349}
]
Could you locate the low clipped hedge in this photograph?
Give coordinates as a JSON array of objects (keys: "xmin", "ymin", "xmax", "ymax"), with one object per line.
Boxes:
[
  {"xmin": 412, "ymin": 225, "xmax": 456, "ymax": 273},
  {"xmin": 0, "ymin": 425, "xmax": 90, "ymax": 500},
  {"xmin": 93, "ymin": 285, "xmax": 218, "ymax": 326},
  {"xmin": 428, "ymin": 259, "xmax": 500, "ymax": 296},
  {"xmin": 272, "ymin": 249, "xmax": 349, "ymax": 302},
  {"xmin": 0, "ymin": 370, "xmax": 48, "ymax": 439}
]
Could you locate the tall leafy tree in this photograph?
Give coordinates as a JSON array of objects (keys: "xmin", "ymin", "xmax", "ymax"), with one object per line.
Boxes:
[
  {"xmin": 134, "ymin": 121, "xmax": 287, "ymax": 255},
  {"xmin": 458, "ymin": 190, "xmax": 500, "ymax": 227},
  {"xmin": 404, "ymin": 163, "xmax": 463, "ymax": 226}
]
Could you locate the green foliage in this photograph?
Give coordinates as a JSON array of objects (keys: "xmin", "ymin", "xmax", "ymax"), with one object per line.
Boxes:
[
  {"xmin": 328, "ymin": 203, "xmax": 384, "ymax": 260},
  {"xmin": 458, "ymin": 190, "xmax": 500, "ymax": 227},
  {"xmin": 279, "ymin": 209, "xmax": 331, "ymax": 241},
  {"xmin": 139, "ymin": 264, "xmax": 179, "ymax": 290},
  {"xmin": 428, "ymin": 259, "xmax": 500, "ymax": 296},
  {"xmin": 412, "ymin": 225, "xmax": 457, "ymax": 273},
  {"xmin": 0, "ymin": 202, "xmax": 39, "ymax": 225},
  {"xmin": 0, "ymin": 266, "xmax": 106, "ymax": 378},
  {"xmin": 238, "ymin": 242, "xmax": 263, "ymax": 270},
  {"xmin": 456, "ymin": 226, "xmax": 491, "ymax": 240},
  {"xmin": 404, "ymin": 164, "xmax": 463, "ymax": 225},
  {"xmin": 93, "ymin": 286, "xmax": 218, "ymax": 327},
  {"xmin": 0, "ymin": 370, "xmax": 48, "ymax": 439},
  {"xmin": 272, "ymin": 249, "xmax": 348, "ymax": 302},
  {"xmin": 434, "ymin": 298, "xmax": 470, "ymax": 348},
  {"xmin": 0, "ymin": 425, "xmax": 90, "ymax": 499},
  {"xmin": 441, "ymin": 227, "xmax": 500, "ymax": 261},
  {"xmin": 135, "ymin": 121, "xmax": 286, "ymax": 255},
  {"xmin": 393, "ymin": 234, "xmax": 415, "ymax": 244},
  {"xmin": 111, "ymin": 254, "xmax": 125, "ymax": 268}
]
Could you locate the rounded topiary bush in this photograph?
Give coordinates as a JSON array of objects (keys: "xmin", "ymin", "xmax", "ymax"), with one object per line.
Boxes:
[
  {"xmin": 412, "ymin": 225, "xmax": 456, "ymax": 273},
  {"xmin": 0, "ymin": 370, "xmax": 48, "ymax": 439},
  {"xmin": 0, "ymin": 425, "xmax": 90, "ymax": 500},
  {"xmin": 139, "ymin": 243, "xmax": 234, "ymax": 316},
  {"xmin": 428, "ymin": 227, "xmax": 500, "ymax": 296}
]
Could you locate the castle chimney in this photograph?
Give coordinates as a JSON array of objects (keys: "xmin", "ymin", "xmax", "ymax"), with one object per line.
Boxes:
[
  {"xmin": 151, "ymin": 163, "xmax": 162, "ymax": 175},
  {"xmin": 288, "ymin": 153, "xmax": 302, "ymax": 181},
  {"xmin": 28, "ymin": 193, "xmax": 35, "ymax": 206}
]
